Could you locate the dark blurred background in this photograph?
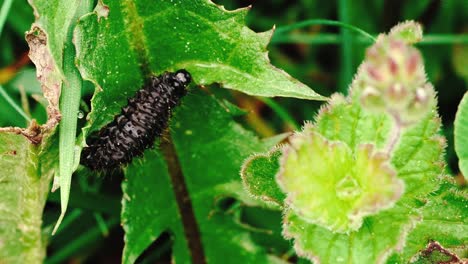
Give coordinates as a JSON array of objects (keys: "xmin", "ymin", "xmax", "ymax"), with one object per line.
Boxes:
[{"xmin": 0, "ymin": 0, "xmax": 466, "ymax": 263}]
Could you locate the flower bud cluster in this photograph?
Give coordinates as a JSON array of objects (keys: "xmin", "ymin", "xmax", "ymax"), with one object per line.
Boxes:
[{"xmin": 359, "ymin": 36, "xmax": 435, "ymax": 125}]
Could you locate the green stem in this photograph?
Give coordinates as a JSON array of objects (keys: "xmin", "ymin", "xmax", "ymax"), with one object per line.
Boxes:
[
  {"xmin": 0, "ymin": 0, "xmax": 13, "ymax": 36},
  {"xmin": 271, "ymin": 33, "xmax": 341, "ymax": 44},
  {"xmin": 258, "ymin": 97, "xmax": 300, "ymax": 130},
  {"xmin": 0, "ymin": 85, "xmax": 32, "ymax": 123},
  {"xmin": 338, "ymin": 0, "xmax": 353, "ymax": 94},
  {"xmin": 419, "ymin": 34, "xmax": 468, "ymax": 44},
  {"xmin": 273, "ymin": 19, "xmax": 376, "ymax": 42}
]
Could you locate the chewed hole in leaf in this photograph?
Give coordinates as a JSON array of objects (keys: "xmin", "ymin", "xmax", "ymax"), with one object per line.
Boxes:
[
  {"xmin": 410, "ymin": 241, "xmax": 463, "ymax": 264},
  {"xmin": 214, "ymin": 196, "xmax": 238, "ymax": 213}
]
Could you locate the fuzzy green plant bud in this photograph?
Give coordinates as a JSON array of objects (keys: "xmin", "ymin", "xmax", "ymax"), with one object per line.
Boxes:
[
  {"xmin": 357, "ymin": 22, "xmax": 435, "ymax": 126},
  {"xmin": 277, "ymin": 124, "xmax": 404, "ymax": 233}
]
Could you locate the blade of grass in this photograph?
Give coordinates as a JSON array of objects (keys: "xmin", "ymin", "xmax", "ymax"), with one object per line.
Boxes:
[
  {"xmin": 53, "ymin": 41, "xmax": 83, "ymax": 234},
  {"xmin": 0, "ymin": 0, "xmax": 13, "ymax": 36},
  {"xmin": 0, "ymin": 84, "xmax": 31, "ymax": 123},
  {"xmin": 0, "ymin": 0, "xmax": 30, "ymax": 124},
  {"xmin": 53, "ymin": 0, "xmax": 93, "ymax": 234}
]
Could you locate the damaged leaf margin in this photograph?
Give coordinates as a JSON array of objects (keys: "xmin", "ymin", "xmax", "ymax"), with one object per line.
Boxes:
[{"xmin": 23, "ymin": 25, "xmax": 62, "ymax": 140}]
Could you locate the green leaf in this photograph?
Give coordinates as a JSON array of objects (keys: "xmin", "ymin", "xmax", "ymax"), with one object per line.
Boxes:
[
  {"xmin": 0, "ymin": 130, "xmax": 57, "ymax": 263},
  {"xmin": 241, "ymin": 148, "xmax": 285, "ymax": 207},
  {"xmin": 315, "ymin": 94, "xmax": 445, "ymax": 207},
  {"xmin": 454, "ymin": 92, "xmax": 468, "ymax": 181},
  {"xmin": 72, "ymin": 0, "xmax": 323, "ymax": 262},
  {"xmin": 122, "ymin": 150, "xmax": 188, "ymax": 263},
  {"xmin": 7, "ymin": 68, "xmax": 42, "ymax": 95},
  {"xmin": 122, "ymin": 91, "xmax": 286, "ymax": 263},
  {"xmin": 5, "ymin": 0, "xmax": 34, "ymax": 35},
  {"xmin": 74, "ymin": 0, "xmax": 324, "ymax": 136}
]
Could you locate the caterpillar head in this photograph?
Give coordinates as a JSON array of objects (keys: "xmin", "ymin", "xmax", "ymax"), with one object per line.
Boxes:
[
  {"xmin": 174, "ymin": 69, "xmax": 191, "ymax": 86},
  {"xmin": 167, "ymin": 69, "xmax": 191, "ymax": 98}
]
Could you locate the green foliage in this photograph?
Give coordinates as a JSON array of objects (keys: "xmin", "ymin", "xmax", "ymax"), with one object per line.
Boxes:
[
  {"xmin": 241, "ymin": 148, "xmax": 285, "ymax": 206},
  {"xmin": 121, "ymin": 147, "xmax": 185, "ymax": 263},
  {"xmin": 0, "ymin": 0, "xmax": 467, "ymax": 263}
]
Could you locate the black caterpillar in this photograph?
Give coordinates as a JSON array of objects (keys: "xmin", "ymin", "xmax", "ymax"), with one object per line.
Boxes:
[{"xmin": 81, "ymin": 70, "xmax": 191, "ymax": 171}]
